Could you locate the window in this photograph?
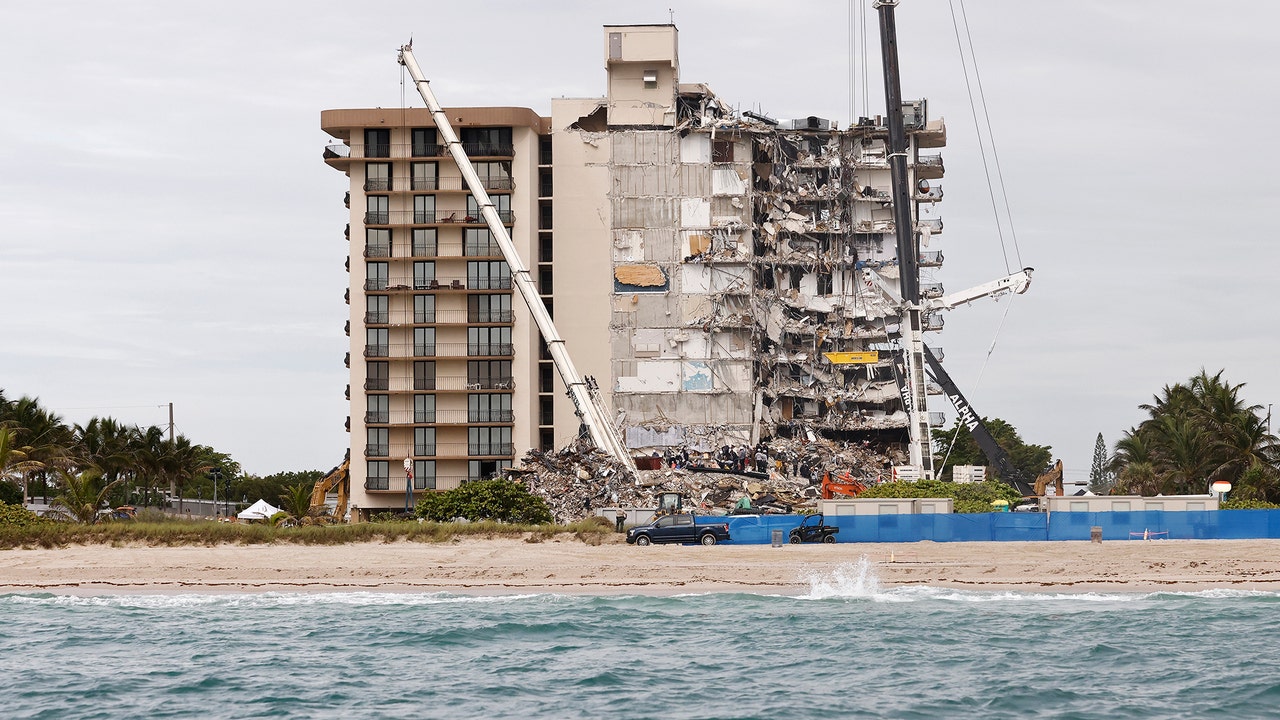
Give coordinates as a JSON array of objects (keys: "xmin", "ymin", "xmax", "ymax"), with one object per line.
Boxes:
[
  {"xmin": 539, "ymin": 202, "xmax": 552, "ymax": 230},
  {"xmin": 467, "ymin": 194, "xmax": 510, "ymax": 222},
  {"xmin": 539, "ymin": 428, "xmax": 554, "ymax": 451},
  {"xmin": 364, "ymin": 328, "xmax": 388, "ymax": 357},
  {"xmin": 366, "ymin": 461, "xmax": 390, "ymax": 490},
  {"xmin": 473, "ymin": 161, "xmax": 512, "ymax": 190},
  {"xmin": 712, "ymin": 139, "xmax": 733, "ymax": 163},
  {"xmin": 468, "ymin": 294, "xmax": 511, "ymax": 323},
  {"xmin": 643, "ymin": 70, "xmax": 658, "ymax": 89},
  {"xmin": 539, "ymin": 363, "xmax": 554, "ymax": 393},
  {"xmin": 365, "ymin": 195, "xmax": 388, "ymax": 225},
  {"xmin": 538, "ymin": 234, "xmax": 553, "ymax": 263},
  {"xmin": 817, "ymin": 272, "xmax": 833, "ymax": 295},
  {"xmin": 469, "ymin": 426, "xmax": 512, "ymax": 456},
  {"xmin": 411, "ymin": 128, "xmax": 437, "ymax": 157},
  {"xmin": 413, "ymin": 195, "xmax": 435, "ymax": 224},
  {"xmin": 366, "ymin": 394, "xmax": 388, "ymax": 423},
  {"xmin": 538, "ymin": 267, "xmax": 553, "ymax": 295},
  {"xmin": 365, "ymin": 228, "xmax": 391, "ymax": 258},
  {"xmin": 468, "ymin": 459, "xmax": 511, "ymax": 481},
  {"xmin": 411, "ymin": 228, "xmax": 436, "ymax": 256},
  {"xmin": 414, "ymin": 427, "xmax": 436, "ymax": 456},
  {"xmin": 539, "ymin": 136, "xmax": 552, "ymax": 165},
  {"xmin": 364, "ymin": 261, "xmax": 388, "ymax": 291},
  {"xmin": 414, "ymin": 394, "xmax": 435, "ymax": 423},
  {"xmin": 460, "ymin": 127, "xmax": 512, "ymax": 156},
  {"xmin": 464, "ymin": 228, "xmax": 497, "ymax": 257},
  {"xmin": 413, "ymin": 261, "xmax": 435, "ymax": 289},
  {"xmin": 539, "ymin": 169, "xmax": 552, "ymax": 198},
  {"xmin": 366, "ymin": 361, "xmax": 389, "ymax": 390},
  {"xmin": 411, "ymin": 162, "xmax": 438, "ymax": 190},
  {"xmin": 365, "ymin": 295, "xmax": 388, "ymax": 324},
  {"xmin": 414, "ymin": 294, "xmax": 435, "ymax": 323},
  {"xmin": 413, "ymin": 460, "xmax": 436, "ymax": 490},
  {"xmin": 539, "ymin": 396, "xmax": 554, "ymax": 426},
  {"xmin": 469, "ymin": 394, "xmax": 512, "ymax": 423},
  {"xmin": 413, "ymin": 361, "xmax": 436, "ymax": 390},
  {"xmin": 364, "ymin": 129, "xmax": 389, "ymax": 158},
  {"xmin": 467, "ymin": 360, "xmax": 512, "ymax": 389},
  {"xmin": 413, "ymin": 327, "xmax": 436, "ymax": 356},
  {"xmin": 366, "ymin": 428, "xmax": 389, "ymax": 457},
  {"xmin": 365, "ymin": 162, "xmax": 391, "ymax": 191},
  {"xmin": 467, "ymin": 261, "xmax": 510, "ymax": 290},
  {"xmin": 468, "ymin": 326, "xmax": 511, "ymax": 356}
]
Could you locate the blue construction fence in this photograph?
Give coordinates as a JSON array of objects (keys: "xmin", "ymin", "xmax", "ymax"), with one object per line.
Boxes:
[{"xmin": 713, "ymin": 509, "xmax": 1280, "ymax": 543}]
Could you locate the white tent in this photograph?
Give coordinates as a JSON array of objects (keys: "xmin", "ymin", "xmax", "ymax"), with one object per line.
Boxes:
[{"xmin": 237, "ymin": 499, "xmax": 283, "ymax": 520}]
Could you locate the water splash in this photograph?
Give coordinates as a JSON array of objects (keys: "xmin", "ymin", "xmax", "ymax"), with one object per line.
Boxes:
[{"xmin": 799, "ymin": 556, "xmax": 883, "ymax": 600}]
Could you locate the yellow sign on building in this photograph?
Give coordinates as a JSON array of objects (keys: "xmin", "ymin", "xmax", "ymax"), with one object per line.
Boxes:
[{"xmin": 823, "ymin": 351, "xmax": 880, "ymax": 365}]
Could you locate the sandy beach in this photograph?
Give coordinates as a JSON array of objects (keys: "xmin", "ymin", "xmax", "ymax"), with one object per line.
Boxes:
[{"xmin": 3, "ymin": 536, "xmax": 1280, "ymax": 595}]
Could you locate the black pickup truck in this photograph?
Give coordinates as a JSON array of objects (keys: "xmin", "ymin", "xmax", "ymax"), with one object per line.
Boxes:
[
  {"xmin": 789, "ymin": 513, "xmax": 839, "ymax": 544},
  {"xmin": 626, "ymin": 513, "xmax": 731, "ymax": 546}
]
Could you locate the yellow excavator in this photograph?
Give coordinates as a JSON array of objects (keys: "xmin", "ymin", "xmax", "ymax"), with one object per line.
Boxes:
[
  {"xmin": 310, "ymin": 456, "xmax": 350, "ymax": 521},
  {"xmin": 1033, "ymin": 460, "xmax": 1065, "ymax": 497}
]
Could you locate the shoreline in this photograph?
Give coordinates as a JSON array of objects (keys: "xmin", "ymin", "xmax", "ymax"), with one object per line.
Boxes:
[{"xmin": 3, "ymin": 538, "xmax": 1280, "ymax": 596}]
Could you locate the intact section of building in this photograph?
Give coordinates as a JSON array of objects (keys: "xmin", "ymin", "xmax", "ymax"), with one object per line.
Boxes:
[{"xmin": 323, "ymin": 24, "xmax": 946, "ymax": 515}]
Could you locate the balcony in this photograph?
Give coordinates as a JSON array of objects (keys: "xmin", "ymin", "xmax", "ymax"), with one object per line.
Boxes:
[
  {"xmin": 914, "ymin": 154, "xmax": 945, "ymax": 180},
  {"xmin": 403, "ymin": 376, "xmax": 514, "ymax": 392},
  {"xmin": 364, "ymin": 378, "xmax": 390, "ymax": 391},
  {"xmin": 365, "ymin": 476, "xmax": 461, "ymax": 492},
  {"xmin": 468, "ymin": 343, "xmax": 514, "ymax": 357},
  {"xmin": 923, "ymin": 312, "xmax": 945, "ymax": 331},
  {"xmin": 469, "ymin": 409, "xmax": 514, "ymax": 423},
  {"xmin": 461, "ymin": 142, "xmax": 513, "ymax": 157},
  {"xmin": 364, "ymin": 411, "xmax": 389, "ymax": 424},
  {"xmin": 914, "ymin": 182, "xmax": 944, "ymax": 202},
  {"xmin": 464, "ymin": 242, "xmax": 503, "ymax": 257},
  {"xmin": 409, "ymin": 176, "xmax": 514, "ymax": 192},
  {"xmin": 928, "ymin": 411, "xmax": 947, "ymax": 427},
  {"xmin": 916, "ymin": 218, "xmax": 943, "ymax": 235},
  {"xmin": 364, "ymin": 312, "xmax": 389, "ymax": 324},
  {"xmin": 364, "ymin": 443, "xmax": 390, "ymax": 457},
  {"xmin": 363, "ymin": 210, "xmax": 514, "ymax": 226},
  {"xmin": 920, "ymin": 283, "xmax": 944, "ymax": 299},
  {"xmin": 376, "ymin": 342, "xmax": 514, "ymax": 359},
  {"xmin": 468, "ymin": 309, "xmax": 513, "ymax": 323},
  {"xmin": 364, "ymin": 344, "xmax": 389, "ymax": 358},
  {"xmin": 919, "ymin": 251, "xmax": 944, "ymax": 267},
  {"xmin": 364, "ymin": 242, "xmax": 391, "ymax": 258},
  {"xmin": 364, "ymin": 178, "xmax": 393, "ymax": 192},
  {"xmin": 469, "ymin": 443, "xmax": 514, "ymax": 457}
]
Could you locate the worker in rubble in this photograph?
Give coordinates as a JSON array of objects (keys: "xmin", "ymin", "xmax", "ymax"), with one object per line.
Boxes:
[{"xmin": 754, "ymin": 448, "xmax": 768, "ymax": 473}]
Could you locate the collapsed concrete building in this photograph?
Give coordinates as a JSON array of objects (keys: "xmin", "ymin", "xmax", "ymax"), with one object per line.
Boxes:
[
  {"xmin": 323, "ymin": 24, "xmax": 947, "ymax": 517},
  {"xmin": 556, "ymin": 25, "xmax": 946, "ymax": 458}
]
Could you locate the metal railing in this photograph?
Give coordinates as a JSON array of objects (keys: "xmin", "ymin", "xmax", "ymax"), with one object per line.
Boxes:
[
  {"xmin": 397, "ymin": 376, "xmax": 514, "ymax": 392},
  {"xmin": 365, "ymin": 210, "xmax": 514, "ymax": 225},
  {"xmin": 364, "ymin": 344, "xmax": 389, "ymax": 358},
  {"xmin": 364, "ymin": 178, "xmax": 393, "ymax": 192},
  {"xmin": 364, "ymin": 243, "xmax": 391, "ymax": 258},
  {"xmin": 409, "ymin": 176, "xmax": 513, "ymax": 192},
  {"xmin": 364, "ymin": 412, "xmax": 389, "ymax": 424},
  {"xmin": 919, "ymin": 251, "xmax": 944, "ymax": 267}
]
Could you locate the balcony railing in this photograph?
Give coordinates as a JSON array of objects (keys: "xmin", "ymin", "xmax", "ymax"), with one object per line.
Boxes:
[
  {"xmin": 409, "ymin": 176, "xmax": 513, "ymax": 192},
  {"xmin": 363, "ymin": 210, "xmax": 514, "ymax": 225},
  {"xmin": 469, "ymin": 443, "xmax": 514, "ymax": 456},
  {"xmin": 364, "ymin": 312, "xmax": 389, "ymax": 324},
  {"xmin": 468, "ymin": 343, "xmax": 514, "ymax": 357},
  {"xmin": 919, "ymin": 251, "xmax": 944, "ymax": 267},
  {"xmin": 406, "ymin": 376, "xmax": 514, "ymax": 392},
  {"xmin": 920, "ymin": 283, "xmax": 944, "ymax": 299},
  {"xmin": 469, "ymin": 310, "xmax": 513, "ymax": 323},
  {"xmin": 365, "ymin": 443, "xmax": 389, "ymax": 457},
  {"xmin": 464, "ymin": 242, "xmax": 503, "ymax": 257},
  {"xmin": 461, "ymin": 143, "xmax": 514, "ymax": 157},
  {"xmin": 365, "ymin": 476, "xmax": 459, "ymax": 492},
  {"xmin": 364, "ymin": 378, "xmax": 390, "ymax": 391},
  {"xmin": 364, "ymin": 178, "xmax": 393, "ymax": 192},
  {"xmin": 364, "ymin": 242, "xmax": 391, "ymax": 258},
  {"xmin": 916, "ymin": 218, "xmax": 943, "ymax": 234},
  {"xmin": 364, "ymin": 412, "xmax": 389, "ymax": 424},
  {"xmin": 469, "ymin": 409, "xmax": 514, "ymax": 423}
]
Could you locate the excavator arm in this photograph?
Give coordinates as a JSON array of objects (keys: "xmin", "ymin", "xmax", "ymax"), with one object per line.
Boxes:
[
  {"xmin": 1033, "ymin": 459, "xmax": 1064, "ymax": 497},
  {"xmin": 310, "ymin": 458, "xmax": 350, "ymax": 520}
]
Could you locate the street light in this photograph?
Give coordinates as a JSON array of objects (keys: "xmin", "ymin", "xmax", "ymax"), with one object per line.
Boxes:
[{"xmin": 403, "ymin": 457, "xmax": 414, "ymax": 513}]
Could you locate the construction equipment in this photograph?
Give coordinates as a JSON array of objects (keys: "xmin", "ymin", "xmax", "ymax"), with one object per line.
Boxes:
[
  {"xmin": 396, "ymin": 43, "xmax": 636, "ymax": 480},
  {"xmin": 310, "ymin": 457, "xmax": 350, "ymax": 520},
  {"xmin": 653, "ymin": 492, "xmax": 684, "ymax": 517},
  {"xmin": 821, "ymin": 472, "xmax": 868, "ymax": 500},
  {"xmin": 1034, "ymin": 459, "xmax": 1065, "ymax": 497}
]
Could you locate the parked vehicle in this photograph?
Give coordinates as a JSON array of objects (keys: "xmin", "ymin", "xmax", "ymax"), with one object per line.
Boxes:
[
  {"xmin": 626, "ymin": 513, "xmax": 730, "ymax": 546},
  {"xmin": 789, "ymin": 513, "xmax": 839, "ymax": 543}
]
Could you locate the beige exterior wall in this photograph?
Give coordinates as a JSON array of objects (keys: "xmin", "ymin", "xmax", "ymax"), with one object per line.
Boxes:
[
  {"xmin": 322, "ymin": 108, "xmax": 548, "ymax": 516},
  {"xmin": 604, "ymin": 25, "xmax": 678, "ymax": 127}
]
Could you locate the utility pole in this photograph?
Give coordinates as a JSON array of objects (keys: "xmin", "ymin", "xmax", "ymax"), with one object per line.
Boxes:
[{"xmin": 167, "ymin": 402, "xmax": 176, "ymax": 510}]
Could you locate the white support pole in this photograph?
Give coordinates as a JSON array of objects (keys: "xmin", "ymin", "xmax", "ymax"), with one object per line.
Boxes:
[{"xmin": 397, "ymin": 46, "xmax": 636, "ymax": 476}]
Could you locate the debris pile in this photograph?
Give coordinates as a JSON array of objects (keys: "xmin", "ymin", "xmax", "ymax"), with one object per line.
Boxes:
[{"xmin": 510, "ymin": 436, "xmax": 904, "ymax": 524}]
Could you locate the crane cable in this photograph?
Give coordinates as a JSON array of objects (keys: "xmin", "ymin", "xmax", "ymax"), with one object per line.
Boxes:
[{"xmin": 948, "ymin": 0, "xmax": 1023, "ymax": 271}]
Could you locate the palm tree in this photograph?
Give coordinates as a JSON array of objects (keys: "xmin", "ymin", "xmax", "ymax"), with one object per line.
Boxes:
[
  {"xmin": 1, "ymin": 426, "xmax": 43, "ymax": 501},
  {"xmin": 48, "ymin": 468, "xmax": 122, "ymax": 524},
  {"xmin": 4, "ymin": 397, "xmax": 74, "ymax": 504},
  {"xmin": 76, "ymin": 417, "xmax": 137, "ymax": 508}
]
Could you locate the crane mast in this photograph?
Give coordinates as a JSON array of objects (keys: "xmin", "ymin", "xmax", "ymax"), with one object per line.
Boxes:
[{"xmin": 397, "ymin": 44, "xmax": 636, "ymax": 477}]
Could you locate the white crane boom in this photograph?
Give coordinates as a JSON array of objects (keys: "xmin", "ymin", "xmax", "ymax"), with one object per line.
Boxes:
[
  {"xmin": 931, "ymin": 268, "xmax": 1033, "ymax": 311},
  {"xmin": 396, "ymin": 44, "xmax": 636, "ymax": 476}
]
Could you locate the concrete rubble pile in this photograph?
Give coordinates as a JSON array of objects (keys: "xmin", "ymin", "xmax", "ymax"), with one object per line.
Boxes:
[{"xmin": 510, "ymin": 436, "xmax": 905, "ymax": 525}]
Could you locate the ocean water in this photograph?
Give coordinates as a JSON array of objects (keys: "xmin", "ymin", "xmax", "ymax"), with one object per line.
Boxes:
[{"xmin": 3, "ymin": 559, "xmax": 1279, "ymax": 720}]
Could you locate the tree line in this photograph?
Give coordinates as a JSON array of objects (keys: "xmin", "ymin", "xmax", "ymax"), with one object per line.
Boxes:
[
  {"xmin": 0, "ymin": 389, "xmax": 322, "ymax": 515},
  {"xmin": 933, "ymin": 369, "xmax": 1278, "ymax": 504}
]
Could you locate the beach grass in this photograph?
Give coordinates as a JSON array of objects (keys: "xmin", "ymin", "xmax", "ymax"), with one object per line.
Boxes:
[{"xmin": 0, "ymin": 516, "xmax": 618, "ymax": 550}]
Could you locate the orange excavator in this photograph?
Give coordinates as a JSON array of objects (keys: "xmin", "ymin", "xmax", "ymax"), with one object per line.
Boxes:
[{"xmin": 821, "ymin": 472, "xmax": 868, "ymax": 500}]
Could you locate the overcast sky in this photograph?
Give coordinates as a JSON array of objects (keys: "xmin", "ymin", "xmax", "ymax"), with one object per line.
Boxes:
[{"xmin": 3, "ymin": 1, "xmax": 1277, "ymax": 481}]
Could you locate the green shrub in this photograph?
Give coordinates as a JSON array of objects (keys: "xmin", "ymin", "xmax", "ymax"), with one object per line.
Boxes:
[
  {"xmin": 415, "ymin": 478, "xmax": 552, "ymax": 524},
  {"xmin": 858, "ymin": 479, "xmax": 1023, "ymax": 513},
  {"xmin": 0, "ymin": 501, "xmax": 49, "ymax": 529},
  {"xmin": 1222, "ymin": 498, "xmax": 1280, "ymax": 510}
]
